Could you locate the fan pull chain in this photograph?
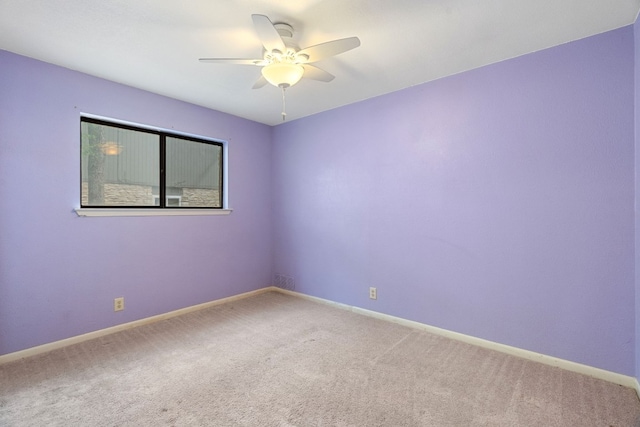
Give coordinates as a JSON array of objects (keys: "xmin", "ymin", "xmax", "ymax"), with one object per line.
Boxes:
[{"xmin": 281, "ymin": 86, "xmax": 287, "ymax": 121}]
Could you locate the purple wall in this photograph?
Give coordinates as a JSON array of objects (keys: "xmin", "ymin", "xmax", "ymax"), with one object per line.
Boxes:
[
  {"xmin": 272, "ymin": 27, "xmax": 635, "ymax": 375},
  {"xmin": 0, "ymin": 51, "xmax": 273, "ymax": 355},
  {"xmin": 635, "ymin": 16, "xmax": 640, "ymax": 383},
  {"xmin": 1, "ymin": 25, "xmax": 637, "ymax": 378}
]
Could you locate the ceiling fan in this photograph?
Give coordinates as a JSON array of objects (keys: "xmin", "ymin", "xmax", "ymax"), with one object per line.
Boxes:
[{"xmin": 199, "ymin": 14, "xmax": 361, "ymax": 120}]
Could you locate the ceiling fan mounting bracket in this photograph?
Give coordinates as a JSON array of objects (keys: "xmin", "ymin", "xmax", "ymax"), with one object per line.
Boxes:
[{"xmin": 273, "ymin": 23, "xmax": 294, "ymax": 39}]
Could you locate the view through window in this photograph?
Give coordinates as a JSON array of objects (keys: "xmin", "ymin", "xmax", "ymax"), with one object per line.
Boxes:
[{"xmin": 81, "ymin": 117, "xmax": 223, "ymax": 208}]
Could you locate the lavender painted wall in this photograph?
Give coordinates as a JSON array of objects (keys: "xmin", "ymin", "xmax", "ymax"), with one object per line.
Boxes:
[
  {"xmin": 0, "ymin": 51, "xmax": 273, "ymax": 355},
  {"xmin": 635, "ymin": 15, "xmax": 640, "ymax": 383},
  {"xmin": 272, "ymin": 27, "xmax": 635, "ymax": 375},
  {"xmin": 1, "ymin": 27, "xmax": 636, "ymax": 378}
]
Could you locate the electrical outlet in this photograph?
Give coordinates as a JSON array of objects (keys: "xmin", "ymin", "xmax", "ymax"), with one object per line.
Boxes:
[
  {"xmin": 369, "ymin": 287, "xmax": 377, "ymax": 300},
  {"xmin": 114, "ymin": 297, "xmax": 124, "ymax": 312}
]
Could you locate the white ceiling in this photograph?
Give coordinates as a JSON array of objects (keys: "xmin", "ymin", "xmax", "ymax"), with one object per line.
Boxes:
[{"xmin": 1, "ymin": 0, "xmax": 639, "ymax": 126}]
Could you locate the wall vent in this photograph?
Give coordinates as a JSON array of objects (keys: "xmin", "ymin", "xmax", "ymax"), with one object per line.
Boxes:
[{"xmin": 273, "ymin": 273, "xmax": 295, "ymax": 291}]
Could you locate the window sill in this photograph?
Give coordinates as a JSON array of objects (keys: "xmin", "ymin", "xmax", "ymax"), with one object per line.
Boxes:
[{"xmin": 75, "ymin": 208, "xmax": 233, "ymax": 217}]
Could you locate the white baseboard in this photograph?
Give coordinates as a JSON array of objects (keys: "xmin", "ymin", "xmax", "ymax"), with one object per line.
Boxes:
[
  {"xmin": 271, "ymin": 287, "xmax": 639, "ymax": 392},
  {"xmin": 2, "ymin": 285, "xmax": 638, "ymax": 396},
  {"xmin": 0, "ymin": 287, "xmax": 272, "ymax": 365}
]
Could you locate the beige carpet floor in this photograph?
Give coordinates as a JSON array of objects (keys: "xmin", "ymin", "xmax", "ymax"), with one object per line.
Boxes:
[{"xmin": 1, "ymin": 291, "xmax": 639, "ymax": 426}]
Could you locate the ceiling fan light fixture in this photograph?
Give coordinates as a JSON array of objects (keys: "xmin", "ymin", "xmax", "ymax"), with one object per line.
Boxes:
[{"xmin": 261, "ymin": 63, "xmax": 304, "ymax": 88}]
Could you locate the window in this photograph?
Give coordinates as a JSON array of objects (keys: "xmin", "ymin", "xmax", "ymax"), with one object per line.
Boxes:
[{"xmin": 80, "ymin": 117, "xmax": 223, "ymax": 210}]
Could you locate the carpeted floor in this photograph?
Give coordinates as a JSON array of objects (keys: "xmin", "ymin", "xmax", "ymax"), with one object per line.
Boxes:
[{"xmin": 1, "ymin": 291, "xmax": 639, "ymax": 426}]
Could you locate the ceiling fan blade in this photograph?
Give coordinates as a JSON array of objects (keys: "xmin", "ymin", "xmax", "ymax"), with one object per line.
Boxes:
[
  {"xmin": 252, "ymin": 76, "xmax": 268, "ymax": 89},
  {"xmin": 302, "ymin": 64, "xmax": 335, "ymax": 82},
  {"xmin": 297, "ymin": 37, "xmax": 361, "ymax": 63},
  {"xmin": 199, "ymin": 58, "xmax": 262, "ymax": 65},
  {"xmin": 251, "ymin": 14, "xmax": 285, "ymax": 53}
]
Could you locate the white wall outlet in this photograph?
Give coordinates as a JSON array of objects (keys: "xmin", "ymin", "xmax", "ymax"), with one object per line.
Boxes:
[
  {"xmin": 114, "ymin": 297, "xmax": 124, "ymax": 312},
  {"xmin": 369, "ymin": 287, "xmax": 377, "ymax": 300}
]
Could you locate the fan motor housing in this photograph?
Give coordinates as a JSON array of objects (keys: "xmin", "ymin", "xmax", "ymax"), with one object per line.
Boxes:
[{"xmin": 273, "ymin": 23, "xmax": 299, "ymax": 51}]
